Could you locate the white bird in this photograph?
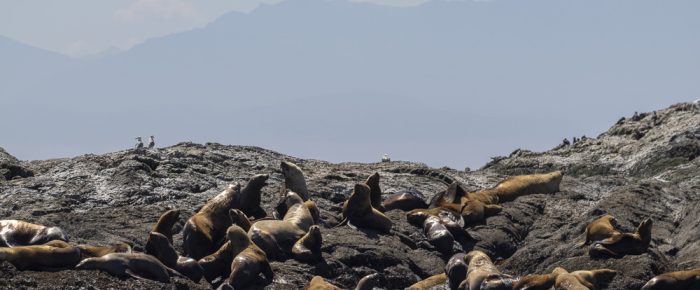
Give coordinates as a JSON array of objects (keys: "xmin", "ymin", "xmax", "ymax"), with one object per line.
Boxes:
[
  {"xmin": 135, "ymin": 137, "xmax": 144, "ymax": 150},
  {"xmin": 148, "ymin": 136, "xmax": 155, "ymax": 149},
  {"xmin": 381, "ymin": 154, "xmax": 391, "ymax": 162}
]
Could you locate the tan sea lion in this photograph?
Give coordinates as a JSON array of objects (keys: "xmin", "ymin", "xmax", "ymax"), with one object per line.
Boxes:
[
  {"xmin": 0, "ymin": 241, "xmax": 81, "ymax": 270},
  {"xmin": 552, "ymin": 267, "xmax": 617, "ymax": 290},
  {"xmin": 364, "ymin": 172, "xmax": 385, "ymax": 211},
  {"xmin": 341, "ymin": 183, "xmax": 392, "ymax": 233},
  {"xmin": 589, "ymin": 218, "xmax": 652, "ymax": 257},
  {"xmin": 641, "ymin": 268, "xmax": 700, "ymax": 290},
  {"xmin": 183, "ymin": 174, "xmax": 268, "ymax": 259},
  {"xmin": 512, "ymin": 272, "xmax": 558, "ymax": 290},
  {"xmin": 463, "ymin": 250, "xmax": 515, "ymax": 290},
  {"xmin": 229, "ymin": 209, "xmax": 253, "ymax": 232},
  {"xmin": 76, "ymin": 252, "xmax": 181, "ymax": 283},
  {"xmin": 281, "ymin": 161, "xmax": 310, "ymax": 200},
  {"xmin": 423, "ymin": 215, "xmax": 454, "ymax": 254},
  {"xmin": 249, "ymin": 191, "xmax": 314, "ymax": 260},
  {"xmin": 445, "ymin": 253, "xmax": 467, "ymax": 290},
  {"xmin": 77, "ymin": 243, "xmax": 132, "ymax": 260},
  {"xmin": 146, "ymin": 232, "xmax": 203, "ymax": 282},
  {"xmin": 292, "ymin": 225, "xmax": 323, "ymax": 262},
  {"xmin": 480, "ymin": 171, "xmax": 563, "ymax": 202},
  {"xmin": 220, "ymin": 225, "xmax": 273, "ymax": 289},
  {"xmin": 382, "ymin": 190, "xmax": 428, "ymax": 211},
  {"xmin": 151, "ymin": 209, "xmax": 182, "ymax": 243},
  {"xmin": 407, "ymin": 273, "xmax": 448, "ymax": 290},
  {"xmin": 301, "ymin": 275, "xmax": 343, "ymax": 290},
  {"xmin": 579, "ymin": 215, "xmax": 620, "ymax": 247},
  {"xmin": 430, "ymin": 184, "xmax": 501, "ymax": 224},
  {"xmin": 0, "ymin": 220, "xmax": 69, "ymax": 247}
]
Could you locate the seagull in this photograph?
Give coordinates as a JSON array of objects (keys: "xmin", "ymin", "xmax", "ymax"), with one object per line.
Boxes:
[
  {"xmin": 381, "ymin": 154, "xmax": 391, "ymax": 162},
  {"xmin": 148, "ymin": 136, "xmax": 155, "ymax": 149},
  {"xmin": 135, "ymin": 137, "xmax": 144, "ymax": 150}
]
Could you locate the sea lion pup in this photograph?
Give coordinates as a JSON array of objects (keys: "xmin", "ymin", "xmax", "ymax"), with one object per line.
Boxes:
[
  {"xmin": 382, "ymin": 190, "xmax": 428, "ymax": 211},
  {"xmin": 0, "ymin": 241, "xmax": 81, "ymax": 270},
  {"xmin": 249, "ymin": 191, "xmax": 314, "ymax": 260},
  {"xmin": 589, "ymin": 217, "xmax": 652, "ymax": 258},
  {"xmin": 292, "ymin": 225, "xmax": 323, "ymax": 262},
  {"xmin": 480, "ymin": 171, "xmax": 563, "ymax": 202},
  {"xmin": 512, "ymin": 272, "xmax": 558, "ymax": 290},
  {"xmin": 183, "ymin": 174, "xmax": 268, "ymax": 259},
  {"xmin": 355, "ymin": 273, "xmax": 380, "ymax": 290},
  {"xmin": 641, "ymin": 268, "xmax": 700, "ymax": 290},
  {"xmin": 301, "ymin": 276, "xmax": 343, "ymax": 290},
  {"xmin": 342, "ymin": 183, "xmax": 392, "ymax": 233},
  {"xmin": 445, "ymin": 253, "xmax": 468, "ymax": 290},
  {"xmin": 579, "ymin": 214, "xmax": 620, "ymax": 247},
  {"xmin": 77, "ymin": 252, "xmax": 181, "ymax": 283},
  {"xmin": 407, "ymin": 273, "xmax": 448, "ymax": 290},
  {"xmin": 424, "ymin": 215, "xmax": 454, "ymax": 254},
  {"xmin": 0, "ymin": 220, "xmax": 69, "ymax": 247},
  {"xmin": 219, "ymin": 225, "xmax": 273, "ymax": 289},
  {"xmin": 552, "ymin": 267, "xmax": 617, "ymax": 290},
  {"xmin": 365, "ymin": 172, "xmax": 385, "ymax": 211},
  {"xmin": 146, "ymin": 232, "xmax": 203, "ymax": 282},
  {"xmin": 463, "ymin": 250, "xmax": 515, "ymax": 290}
]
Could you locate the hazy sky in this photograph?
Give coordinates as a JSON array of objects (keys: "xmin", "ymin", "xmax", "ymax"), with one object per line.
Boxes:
[
  {"xmin": 1, "ymin": 0, "xmax": 698, "ymax": 169},
  {"xmin": 0, "ymin": 0, "xmax": 425, "ymax": 57}
]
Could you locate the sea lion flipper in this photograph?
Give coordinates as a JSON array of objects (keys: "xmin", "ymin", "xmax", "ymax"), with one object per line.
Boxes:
[
  {"xmin": 261, "ymin": 260, "xmax": 274, "ymax": 281},
  {"xmin": 124, "ymin": 269, "xmax": 150, "ymax": 281}
]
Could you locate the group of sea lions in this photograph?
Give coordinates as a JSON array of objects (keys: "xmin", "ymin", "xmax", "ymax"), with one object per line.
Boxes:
[{"xmin": 0, "ymin": 161, "xmax": 698, "ymax": 289}]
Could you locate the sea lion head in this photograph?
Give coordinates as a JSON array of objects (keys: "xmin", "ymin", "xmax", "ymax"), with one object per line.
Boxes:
[
  {"xmin": 283, "ymin": 191, "xmax": 305, "ymax": 208},
  {"xmin": 75, "ymin": 256, "xmax": 104, "ymax": 270},
  {"xmin": 406, "ymin": 209, "xmax": 432, "ymax": 225},
  {"xmin": 280, "ymin": 161, "xmax": 308, "ymax": 199},
  {"xmin": 225, "ymin": 225, "xmax": 250, "ymax": 247},
  {"xmin": 637, "ymin": 217, "xmax": 653, "ymax": 242},
  {"xmin": 246, "ymin": 174, "xmax": 269, "ymax": 190}
]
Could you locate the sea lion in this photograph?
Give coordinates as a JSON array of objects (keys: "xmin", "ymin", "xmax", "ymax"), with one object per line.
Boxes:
[
  {"xmin": 151, "ymin": 209, "xmax": 182, "ymax": 243},
  {"xmin": 355, "ymin": 273, "xmax": 380, "ymax": 290},
  {"xmin": 512, "ymin": 272, "xmax": 558, "ymax": 290},
  {"xmin": 382, "ymin": 190, "xmax": 428, "ymax": 211},
  {"xmin": 408, "ymin": 207, "xmax": 470, "ymax": 243},
  {"xmin": 229, "ymin": 209, "xmax": 253, "ymax": 232},
  {"xmin": 579, "ymin": 215, "xmax": 620, "ymax": 247},
  {"xmin": 146, "ymin": 232, "xmax": 203, "ymax": 282},
  {"xmin": 0, "ymin": 241, "xmax": 81, "ymax": 270},
  {"xmin": 430, "ymin": 184, "xmax": 501, "ymax": 225},
  {"xmin": 292, "ymin": 225, "xmax": 323, "ymax": 262},
  {"xmin": 281, "ymin": 161, "xmax": 310, "ymax": 200},
  {"xmin": 249, "ymin": 191, "xmax": 314, "ymax": 260},
  {"xmin": 463, "ymin": 250, "xmax": 515, "ymax": 290},
  {"xmin": 364, "ymin": 172, "xmax": 385, "ymax": 211},
  {"xmin": 552, "ymin": 267, "xmax": 617, "ymax": 290},
  {"xmin": 77, "ymin": 243, "xmax": 132, "ymax": 260},
  {"xmin": 342, "ymin": 183, "xmax": 392, "ymax": 233},
  {"xmin": 641, "ymin": 268, "xmax": 700, "ymax": 290},
  {"xmin": 76, "ymin": 252, "xmax": 181, "ymax": 283},
  {"xmin": 407, "ymin": 273, "xmax": 448, "ymax": 290},
  {"xmin": 183, "ymin": 174, "xmax": 268, "ymax": 259},
  {"xmin": 220, "ymin": 225, "xmax": 273, "ymax": 289},
  {"xmin": 0, "ymin": 220, "xmax": 69, "ymax": 247},
  {"xmin": 301, "ymin": 276, "xmax": 343, "ymax": 290},
  {"xmin": 480, "ymin": 171, "xmax": 563, "ymax": 202},
  {"xmin": 589, "ymin": 218, "xmax": 652, "ymax": 257},
  {"xmin": 445, "ymin": 253, "xmax": 467, "ymax": 290},
  {"xmin": 423, "ymin": 215, "xmax": 454, "ymax": 254}
]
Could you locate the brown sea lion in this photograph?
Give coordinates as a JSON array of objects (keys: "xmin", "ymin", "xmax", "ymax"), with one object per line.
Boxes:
[
  {"xmin": 463, "ymin": 250, "xmax": 515, "ymax": 290},
  {"xmin": 579, "ymin": 215, "xmax": 620, "ymax": 247},
  {"xmin": 430, "ymin": 184, "xmax": 501, "ymax": 225},
  {"xmin": 424, "ymin": 215, "xmax": 454, "ymax": 254},
  {"xmin": 641, "ymin": 268, "xmax": 700, "ymax": 290},
  {"xmin": 0, "ymin": 241, "xmax": 81, "ymax": 270},
  {"xmin": 342, "ymin": 183, "xmax": 392, "ymax": 233},
  {"xmin": 146, "ymin": 232, "xmax": 203, "ymax": 282},
  {"xmin": 382, "ymin": 190, "xmax": 428, "ymax": 211},
  {"xmin": 281, "ymin": 161, "xmax": 310, "ymax": 200},
  {"xmin": 76, "ymin": 252, "xmax": 181, "ymax": 283},
  {"xmin": 407, "ymin": 273, "xmax": 448, "ymax": 290},
  {"xmin": 552, "ymin": 267, "xmax": 617, "ymax": 290},
  {"xmin": 589, "ymin": 218, "xmax": 652, "ymax": 257},
  {"xmin": 229, "ymin": 209, "xmax": 253, "ymax": 232},
  {"xmin": 249, "ymin": 191, "xmax": 314, "ymax": 260},
  {"xmin": 151, "ymin": 209, "xmax": 182, "ymax": 243},
  {"xmin": 292, "ymin": 225, "xmax": 323, "ymax": 262},
  {"xmin": 77, "ymin": 243, "xmax": 132, "ymax": 260},
  {"xmin": 0, "ymin": 220, "xmax": 69, "ymax": 247},
  {"xmin": 512, "ymin": 272, "xmax": 558, "ymax": 290},
  {"xmin": 355, "ymin": 273, "xmax": 380, "ymax": 290},
  {"xmin": 183, "ymin": 174, "xmax": 268, "ymax": 259},
  {"xmin": 301, "ymin": 275, "xmax": 343, "ymax": 290},
  {"xmin": 480, "ymin": 171, "xmax": 563, "ymax": 202},
  {"xmin": 364, "ymin": 172, "xmax": 385, "ymax": 211},
  {"xmin": 445, "ymin": 252, "xmax": 467, "ymax": 290},
  {"xmin": 220, "ymin": 225, "xmax": 273, "ymax": 289}
]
